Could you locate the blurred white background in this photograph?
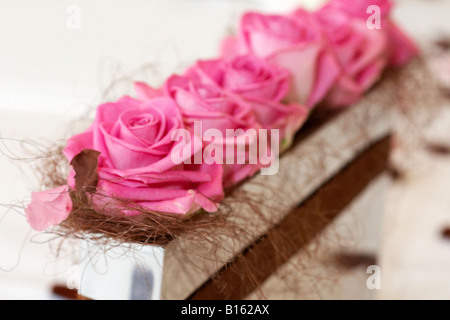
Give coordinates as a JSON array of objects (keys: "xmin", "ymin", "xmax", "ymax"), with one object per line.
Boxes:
[{"xmin": 1, "ymin": 0, "xmax": 450, "ymax": 299}]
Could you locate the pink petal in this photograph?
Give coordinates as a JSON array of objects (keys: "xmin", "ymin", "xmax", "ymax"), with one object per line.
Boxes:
[
  {"xmin": 25, "ymin": 186, "xmax": 73, "ymax": 231},
  {"xmin": 134, "ymin": 82, "xmax": 164, "ymax": 100}
]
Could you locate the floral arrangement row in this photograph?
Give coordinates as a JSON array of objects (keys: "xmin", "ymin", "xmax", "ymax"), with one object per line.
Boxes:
[{"xmin": 25, "ymin": 0, "xmax": 417, "ymax": 232}]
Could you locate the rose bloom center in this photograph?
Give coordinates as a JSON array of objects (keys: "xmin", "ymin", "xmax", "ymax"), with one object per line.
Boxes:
[{"xmin": 127, "ymin": 114, "xmax": 156, "ymax": 128}]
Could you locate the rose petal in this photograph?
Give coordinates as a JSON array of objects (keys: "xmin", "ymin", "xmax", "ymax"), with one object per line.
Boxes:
[
  {"xmin": 134, "ymin": 82, "xmax": 163, "ymax": 100},
  {"xmin": 64, "ymin": 129, "xmax": 94, "ymax": 161},
  {"xmin": 25, "ymin": 186, "xmax": 73, "ymax": 231}
]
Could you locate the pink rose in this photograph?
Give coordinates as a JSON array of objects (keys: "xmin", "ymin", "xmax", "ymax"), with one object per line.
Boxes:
[
  {"xmin": 135, "ymin": 76, "xmax": 265, "ymax": 187},
  {"xmin": 25, "ymin": 185, "xmax": 73, "ymax": 231},
  {"xmin": 64, "ymin": 96, "xmax": 224, "ymax": 215},
  {"xmin": 325, "ymin": 0, "xmax": 418, "ymax": 67},
  {"xmin": 306, "ymin": 7, "xmax": 389, "ymax": 107},
  {"xmin": 220, "ymin": 11, "xmax": 341, "ymax": 108},
  {"xmin": 184, "ymin": 55, "xmax": 308, "ymax": 149},
  {"xmin": 188, "ymin": 55, "xmax": 291, "ymax": 101}
]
